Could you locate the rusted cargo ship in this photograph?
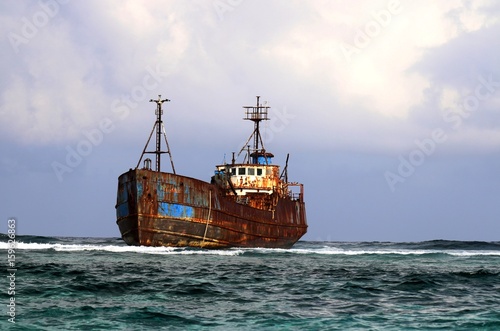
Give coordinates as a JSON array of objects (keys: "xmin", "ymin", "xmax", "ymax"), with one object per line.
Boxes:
[{"xmin": 116, "ymin": 95, "xmax": 307, "ymax": 248}]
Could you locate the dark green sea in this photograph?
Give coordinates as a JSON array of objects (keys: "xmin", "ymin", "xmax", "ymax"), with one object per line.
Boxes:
[{"xmin": 1, "ymin": 236, "xmax": 499, "ymax": 330}]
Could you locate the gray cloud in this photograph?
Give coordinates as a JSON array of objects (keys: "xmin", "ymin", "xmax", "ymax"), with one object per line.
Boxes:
[{"xmin": 1, "ymin": 0, "xmax": 500, "ymax": 240}]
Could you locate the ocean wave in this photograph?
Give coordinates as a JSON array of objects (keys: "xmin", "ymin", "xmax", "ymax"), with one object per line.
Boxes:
[
  {"xmin": 242, "ymin": 246, "xmax": 500, "ymax": 257},
  {"xmin": 1, "ymin": 239, "xmax": 499, "ymax": 257},
  {"xmin": 0, "ymin": 233, "xmax": 64, "ymax": 243},
  {"xmin": 0, "ymin": 242, "xmax": 243, "ymax": 256},
  {"xmin": 396, "ymin": 239, "xmax": 500, "ymax": 251}
]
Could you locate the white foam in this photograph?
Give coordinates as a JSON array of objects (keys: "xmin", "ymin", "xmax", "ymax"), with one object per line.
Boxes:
[
  {"xmin": 307, "ymin": 247, "xmax": 500, "ymax": 256},
  {"xmin": 241, "ymin": 246, "xmax": 500, "ymax": 256},
  {"xmin": 1, "ymin": 242, "xmax": 499, "ymax": 256},
  {"xmin": 0, "ymin": 242, "xmax": 243, "ymax": 256}
]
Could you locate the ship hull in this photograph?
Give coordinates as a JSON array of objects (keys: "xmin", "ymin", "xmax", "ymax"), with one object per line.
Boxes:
[{"xmin": 116, "ymin": 169, "xmax": 307, "ymax": 248}]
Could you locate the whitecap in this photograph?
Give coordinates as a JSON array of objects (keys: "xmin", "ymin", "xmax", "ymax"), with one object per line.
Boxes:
[{"xmin": 0, "ymin": 242, "xmax": 243, "ymax": 256}]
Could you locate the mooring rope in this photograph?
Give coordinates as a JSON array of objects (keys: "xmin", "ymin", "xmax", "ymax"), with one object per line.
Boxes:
[{"xmin": 202, "ymin": 190, "xmax": 212, "ymax": 247}]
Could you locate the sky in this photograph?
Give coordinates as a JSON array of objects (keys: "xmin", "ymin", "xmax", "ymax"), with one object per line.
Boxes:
[{"xmin": 1, "ymin": 0, "xmax": 500, "ymax": 242}]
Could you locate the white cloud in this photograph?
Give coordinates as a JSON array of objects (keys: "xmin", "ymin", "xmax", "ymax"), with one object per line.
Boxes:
[{"xmin": 0, "ymin": 0, "xmax": 499, "ymax": 155}]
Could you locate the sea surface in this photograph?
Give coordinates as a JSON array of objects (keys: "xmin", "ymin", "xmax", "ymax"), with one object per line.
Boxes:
[{"xmin": 1, "ymin": 236, "xmax": 499, "ymax": 330}]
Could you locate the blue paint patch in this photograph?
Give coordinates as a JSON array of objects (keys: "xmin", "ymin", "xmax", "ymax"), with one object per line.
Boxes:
[
  {"xmin": 116, "ymin": 203, "xmax": 129, "ymax": 218},
  {"xmin": 117, "ymin": 178, "xmax": 130, "ymax": 203},
  {"xmin": 157, "ymin": 182, "xmax": 164, "ymax": 200},
  {"xmin": 137, "ymin": 182, "xmax": 143, "ymax": 197},
  {"xmin": 158, "ymin": 202, "xmax": 194, "ymax": 219},
  {"xmin": 257, "ymin": 155, "xmax": 272, "ymax": 164},
  {"xmin": 184, "ymin": 186, "xmax": 191, "ymax": 204},
  {"xmin": 117, "ymin": 187, "xmax": 128, "ymax": 204}
]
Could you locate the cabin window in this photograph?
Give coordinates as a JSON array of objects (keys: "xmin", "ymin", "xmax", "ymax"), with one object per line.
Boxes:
[
  {"xmin": 267, "ymin": 168, "xmax": 273, "ymax": 176},
  {"xmin": 247, "ymin": 168, "xmax": 255, "ymax": 176},
  {"xmin": 256, "ymin": 168, "xmax": 263, "ymax": 176},
  {"xmin": 231, "ymin": 168, "xmax": 236, "ymax": 176},
  {"xmin": 238, "ymin": 168, "xmax": 246, "ymax": 175}
]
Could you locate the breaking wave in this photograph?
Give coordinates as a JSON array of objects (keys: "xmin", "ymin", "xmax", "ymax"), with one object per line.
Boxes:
[{"xmin": 1, "ymin": 236, "xmax": 499, "ymax": 257}]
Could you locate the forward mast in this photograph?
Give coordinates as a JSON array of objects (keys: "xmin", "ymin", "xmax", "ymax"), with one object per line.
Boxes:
[{"xmin": 136, "ymin": 95, "xmax": 176, "ymax": 173}]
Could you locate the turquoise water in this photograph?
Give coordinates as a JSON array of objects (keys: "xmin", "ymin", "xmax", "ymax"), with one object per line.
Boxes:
[{"xmin": 1, "ymin": 236, "xmax": 499, "ymax": 330}]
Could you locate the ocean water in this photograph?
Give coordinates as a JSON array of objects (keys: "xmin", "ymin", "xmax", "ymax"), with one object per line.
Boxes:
[{"xmin": 1, "ymin": 236, "xmax": 499, "ymax": 330}]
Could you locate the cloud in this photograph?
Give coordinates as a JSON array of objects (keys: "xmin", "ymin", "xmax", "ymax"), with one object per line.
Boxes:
[
  {"xmin": 411, "ymin": 21, "xmax": 500, "ymax": 153},
  {"xmin": 0, "ymin": 0, "xmax": 195, "ymax": 145},
  {"xmin": 1, "ymin": 0, "xmax": 499, "ymax": 155},
  {"xmin": 2, "ymin": 0, "xmax": 500, "ymax": 240}
]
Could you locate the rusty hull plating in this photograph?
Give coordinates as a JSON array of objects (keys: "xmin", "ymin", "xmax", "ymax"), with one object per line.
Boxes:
[{"xmin": 115, "ymin": 96, "xmax": 307, "ymax": 248}]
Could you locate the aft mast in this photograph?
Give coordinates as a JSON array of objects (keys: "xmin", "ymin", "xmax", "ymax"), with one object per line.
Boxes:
[
  {"xmin": 136, "ymin": 95, "xmax": 176, "ymax": 173},
  {"xmin": 239, "ymin": 96, "xmax": 273, "ymax": 164}
]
